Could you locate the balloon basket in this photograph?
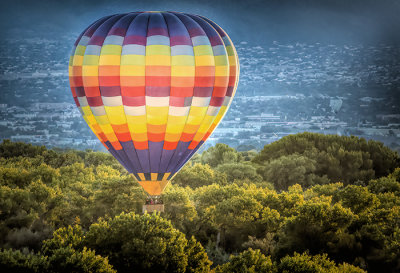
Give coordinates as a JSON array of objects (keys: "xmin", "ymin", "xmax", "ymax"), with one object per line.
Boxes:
[{"xmin": 143, "ymin": 204, "xmax": 164, "ymax": 213}]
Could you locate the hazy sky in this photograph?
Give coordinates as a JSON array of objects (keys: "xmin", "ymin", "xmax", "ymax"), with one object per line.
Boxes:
[{"xmin": 1, "ymin": 0, "xmax": 400, "ymax": 45}]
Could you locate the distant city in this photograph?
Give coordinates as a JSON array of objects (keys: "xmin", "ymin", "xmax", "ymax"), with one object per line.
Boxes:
[{"xmin": 0, "ymin": 35, "xmax": 399, "ymax": 152}]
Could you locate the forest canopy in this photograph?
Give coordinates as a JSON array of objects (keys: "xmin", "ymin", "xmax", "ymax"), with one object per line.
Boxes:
[{"xmin": 0, "ymin": 133, "xmax": 399, "ymax": 272}]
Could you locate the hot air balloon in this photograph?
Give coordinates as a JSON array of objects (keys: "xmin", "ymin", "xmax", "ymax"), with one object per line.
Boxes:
[{"xmin": 68, "ymin": 11, "xmax": 239, "ymax": 200}]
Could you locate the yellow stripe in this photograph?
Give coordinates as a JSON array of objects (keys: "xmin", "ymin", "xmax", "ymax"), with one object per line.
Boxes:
[
  {"xmin": 171, "ymin": 55, "xmax": 195, "ymax": 66},
  {"xmin": 72, "ymin": 55, "xmax": 84, "ymax": 66},
  {"xmin": 215, "ymin": 65, "xmax": 229, "ymax": 76},
  {"xmin": 121, "ymin": 55, "xmax": 146, "ymax": 66},
  {"xmin": 120, "ymin": 65, "xmax": 145, "ymax": 76},
  {"xmin": 127, "ymin": 123, "xmax": 147, "ymax": 134},
  {"xmin": 195, "ymin": 55, "xmax": 214, "ymax": 66},
  {"xmin": 171, "ymin": 66, "xmax": 195, "ymax": 76},
  {"xmin": 95, "ymin": 115, "xmax": 110, "ymax": 125},
  {"xmin": 82, "ymin": 66, "xmax": 99, "ymax": 77},
  {"xmin": 99, "ymin": 55, "xmax": 121, "ymax": 66}
]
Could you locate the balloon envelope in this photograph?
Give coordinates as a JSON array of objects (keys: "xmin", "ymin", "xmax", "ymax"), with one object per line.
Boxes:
[{"xmin": 69, "ymin": 11, "xmax": 239, "ymax": 195}]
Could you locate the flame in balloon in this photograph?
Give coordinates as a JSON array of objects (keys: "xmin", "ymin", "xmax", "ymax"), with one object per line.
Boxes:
[{"xmin": 69, "ymin": 11, "xmax": 239, "ymax": 195}]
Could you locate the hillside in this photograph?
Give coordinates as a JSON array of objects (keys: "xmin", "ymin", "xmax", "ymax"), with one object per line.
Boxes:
[{"xmin": 0, "ymin": 133, "xmax": 399, "ymax": 272}]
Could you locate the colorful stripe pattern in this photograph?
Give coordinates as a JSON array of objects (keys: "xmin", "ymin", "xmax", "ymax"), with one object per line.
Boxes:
[{"xmin": 69, "ymin": 11, "xmax": 239, "ymax": 195}]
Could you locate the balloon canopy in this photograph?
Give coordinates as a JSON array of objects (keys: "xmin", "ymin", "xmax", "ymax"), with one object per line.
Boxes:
[{"xmin": 69, "ymin": 11, "xmax": 239, "ymax": 195}]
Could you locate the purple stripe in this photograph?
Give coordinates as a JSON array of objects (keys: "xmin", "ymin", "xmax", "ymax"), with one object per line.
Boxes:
[
  {"xmin": 148, "ymin": 27, "xmax": 169, "ymax": 36},
  {"xmin": 123, "ymin": 35, "xmax": 146, "ymax": 45},
  {"xmin": 173, "ymin": 141, "xmax": 203, "ymax": 175},
  {"xmin": 120, "ymin": 141, "xmax": 142, "ymax": 173},
  {"xmin": 109, "ymin": 27, "xmax": 127, "ymax": 36},
  {"xmin": 75, "ymin": 87, "xmax": 85, "ymax": 97},
  {"xmin": 188, "ymin": 28, "xmax": 206, "ymax": 37},
  {"xmin": 170, "ymin": 36, "xmax": 192, "ymax": 46},
  {"xmin": 194, "ymin": 87, "xmax": 213, "ymax": 97},
  {"xmin": 208, "ymin": 36, "xmax": 224, "ymax": 46},
  {"xmin": 149, "ymin": 141, "xmax": 164, "ymax": 173},
  {"xmin": 226, "ymin": 86, "xmax": 234, "ymax": 97},
  {"xmin": 105, "ymin": 141, "xmax": 130, "ymax": 172},
  {"xmin": 89, "ymin": 35, "xmax": 107, "ymax": 46},
  {"xmin": 136, "ymin": 149, "xmax": 151, "ymax": 173},
  {"xmin": 166, "ymin": 141, "xmax": 190, "ymax": 172},
  {"xmin": 122, "ymin": 96, "xmax": 145, "ymax": 106},
  {"xmin": 159, "ymin": 149, "xmax": 175, "ymax": 173},
  {"xmin": 146, "ymin": 86, "xmax": 170, "ymax": 97},
  {"xmin": 114, "ymin": 149, "xmax": 135, "ymax": 173},
  {"xmin": 209, "ymin": 96, "xmax": 225, "ymax": 107},
  {"xmin": 100, "ymin": 86, "xmax": 121, "ymax": 97},
  {"xmin": 87, "ymin": 96, "xmax": 103, "ymax": 107}
]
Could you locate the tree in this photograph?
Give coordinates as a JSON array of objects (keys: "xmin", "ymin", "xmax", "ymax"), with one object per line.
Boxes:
[
  {"xmin": 253, "ymin": 133, "xmax": 399, "ymax": 186},
  {"xmin": 173, "ymin": 163, "xmax": 227, "ymax": 188},
  {"xmin": 216, "ymin": 163, "xmax": 263, "ymax": 182},
  {"xmin": 84, "ymin": 212, "xmax": 211, "ymax": 273},
  {"xmin": 215, "ymin": 248, "xmax": 277, "ymax": 273},
  {"xmin": 278, "ymin": 252, "xmax": 365, "ymax": 273},
  {"xmin": 0, "ymin": 248, "xmax": 47, "ymax": 273},
  {"xmin": 201, "ymin": 143, "xmax": 242, "ymax": 167},
  {"xmin": 259, "ymin": 154, "xmax": 329, "ymax": 191}
]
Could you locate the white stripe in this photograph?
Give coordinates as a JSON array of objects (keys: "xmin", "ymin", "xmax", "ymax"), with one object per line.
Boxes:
[
  {"xmin": 124, "ymin": 105, "xmax": 146, "ymax": 116},
  {"xmin": 102, "ymin": 96, "xmax": 123, "ymax": 107},
  {"xmin": 122, "ymin": 44, "xmax": 146, "ymax": 55},
  {"xmin": 85, "ymin": 45, "xmax": 101, "ymax": 55},
  {"xmin": 191, "ymin": 97, "xmax": 211, "ymax": 107},
  {"xmin": 91, "ymin": 106, "xmax": 106, "ymax": 116},
  {"xmin": 206, "ymin": 106, "xmax": 220, "ymax": 116},
  {"xmin": 147, "ymin": 35, "xmax": 170, "ymax": 46},
  {"xmin": 169, "ymin": 106, "xmax": 190, "ymax": 116},
  {"xmin": 146, "ymin": 96, "xmax": 169, "ymax": 107},
  {"xmin": 191, "ymin": 36, "xmax": 210, "ymax": 46},
  {"xmin": 77, "ymin": 96, "xmax": 88, "ymax": 107},
  {"xmin": 103, "ymin": 35, "xmax": 124, "ymax": 45},
  {"xmin": 171, "ymin": 45, "xmax": 194, "ymax": 56}
]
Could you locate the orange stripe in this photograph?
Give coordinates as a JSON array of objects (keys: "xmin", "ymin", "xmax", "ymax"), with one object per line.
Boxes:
[
  {"xmin": 163, "ymin": 141, "xmax": 178, "ymax": 150},
  {"xmin": 82, "ymin": 76, "xmax": 99, "ymax": 86},
  {"xmin": 188, "ymin": 140, "xmax": 199, "ymax": 149},
  {"xmin": 147, "ymin": 124, "xmax": 166, "ymax": 134},
  {"xmin": 116, "ymin": 131, "xmax": 131, "ymax": 142},
  {"xmin": 196, "ymin": 66, "xmax": 215, "ymax": 76},
  {"xmin": 72, "ymin": 66, "xmax": 82, "ymax": 77},
  {"xmin": 180, "ymin": 132, "xmax": 195, "ymax": 142},
  {"xmin": 134, "ymin": 141, "xmax": 148, "ymax": 150},
  {"xmin": 112, "ymin": 123, "xmax": 130, "ymax": 134},
  {"xmin": 171, "ymin": 77, "xmax": 195, "ymax": 87},
  {"xmin": 99, "ymin": 65, "xmax": 120, "ymax": 76},
  {"xmin": 121, "ymin": 76, "xmax": 145, "ymax": 86},
  {"xmin": 111, "ymin": 141, "xmax": 122, "ymax": 150},
  {"xmin": 148, "ymin": 132, "xmax": 165, "ymax": 142},
  {"xmin": 183, "ymin": 124, "xmax": 199, "ymax": 134},
  {"xmin": 131, "ymin": 132, "xmax": 148, "ymax": 142},
  {"xmin": 146, "ymin": 66, "xmax": 171, "ymax": 76},
  {"xmin": 214, "ymin": 76, "xmax": 229, "ymax": 86}
]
